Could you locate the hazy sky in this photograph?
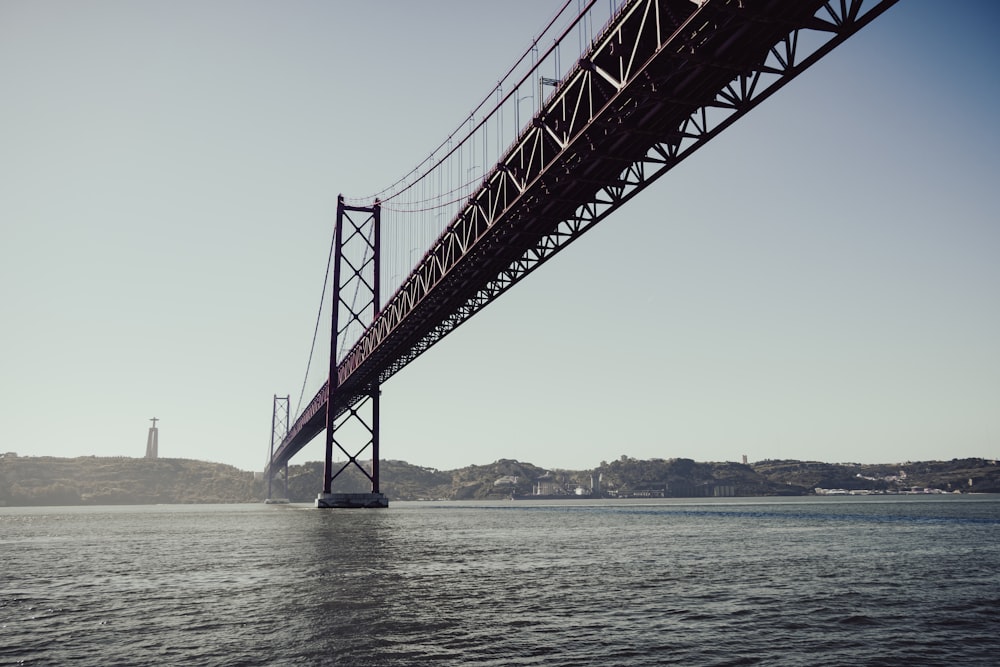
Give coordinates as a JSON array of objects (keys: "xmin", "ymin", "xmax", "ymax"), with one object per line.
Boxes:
[{"xmin": 2, "ymin": 1, "xmax": 997, "ymax": 473}]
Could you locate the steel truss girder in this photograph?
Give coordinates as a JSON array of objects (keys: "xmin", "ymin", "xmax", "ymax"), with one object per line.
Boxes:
[{"xmin": 274, "ymin": 0, "xmax": 897, "ymax": 467}]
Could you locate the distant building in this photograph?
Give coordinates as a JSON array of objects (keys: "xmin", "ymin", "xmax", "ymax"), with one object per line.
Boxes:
[
  {"xmin": 145, "ymin": 418, "xmax": 159, "ymax": 459},
  {"xmin": 591, "ymin": 472, "xmax": 601, "ymax": 495},
  {"xmin": 534, "ymin": 473, "xmax": 559, "ymax": 496}
]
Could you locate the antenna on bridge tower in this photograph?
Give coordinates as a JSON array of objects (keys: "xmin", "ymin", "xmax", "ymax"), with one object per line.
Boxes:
[{"xmin": 315, "ymin": 195, "xmax": 388, "ymax": 508}]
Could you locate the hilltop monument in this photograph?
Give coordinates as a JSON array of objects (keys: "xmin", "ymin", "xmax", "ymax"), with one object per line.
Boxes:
[{"xmin": 145, "ymin": 417, "xmax": 159, "ymax": 459}]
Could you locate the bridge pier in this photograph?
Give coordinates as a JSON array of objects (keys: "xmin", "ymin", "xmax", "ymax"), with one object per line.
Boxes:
[{"xmin": 315, "ymin": 491, "xmax": 388, "ymax": 509}]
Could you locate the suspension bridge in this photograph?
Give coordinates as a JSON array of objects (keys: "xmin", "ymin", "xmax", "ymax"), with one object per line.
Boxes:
[{"xmin": 264, "ymin": 0, "xmax": 898, "ymax": 507}]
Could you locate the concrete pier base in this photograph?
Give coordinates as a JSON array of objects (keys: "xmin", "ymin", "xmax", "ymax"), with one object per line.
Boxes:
[{"xmin": 315, "ymin": 492, "xmax": 389, "ymax": 509}]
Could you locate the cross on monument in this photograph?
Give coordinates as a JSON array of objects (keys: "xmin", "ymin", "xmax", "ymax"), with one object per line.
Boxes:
[{"xmin": 150, "ymin": 417, "xmax": 159, "ymax": 428}]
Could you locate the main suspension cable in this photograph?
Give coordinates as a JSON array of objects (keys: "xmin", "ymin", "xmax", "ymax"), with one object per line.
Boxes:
[
  {"xmin": 296, "ymin": 225, "xmax": 337, "ymax": 415},
  {"xmin": 344, "ymin": 0, "xmax": 585, "ymax": 207}
]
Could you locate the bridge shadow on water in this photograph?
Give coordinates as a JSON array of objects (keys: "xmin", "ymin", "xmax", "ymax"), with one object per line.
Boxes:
[{"xmin": 244, "ymin": 497, "xmax": 1000, "ymax": 665}]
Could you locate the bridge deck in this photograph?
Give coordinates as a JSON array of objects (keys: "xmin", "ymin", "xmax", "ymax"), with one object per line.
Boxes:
[{"xmin": 271, "ymin": 0, "xmax": 896, "ymax": 469}]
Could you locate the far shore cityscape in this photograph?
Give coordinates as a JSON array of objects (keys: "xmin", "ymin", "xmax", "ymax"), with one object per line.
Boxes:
[{"xmin": 1, "ymin": 417, "xmax": 996, "ymax": 506}]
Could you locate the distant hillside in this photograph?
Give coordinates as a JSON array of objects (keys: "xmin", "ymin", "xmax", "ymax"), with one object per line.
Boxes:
[
  {"xmin": 595, "ymin": 456, "xmax": 798, "ymax": 497},
  {"xmin": 269, "ymin": 456, "xmax": 1000, "ymax": 502},
  {"xmin": 754, "ymin": 458, "xmax": 1000, "ymax": 494},
  {"xmin": 274, "ymin": 458, "xmax": 550, "ymax": 502},
  {"xmin": 2, "ymin": 454, "xmax": 998, "ymax": 506},
  {"xmin": 0, "ymin": 456, "xmax": 260, "ymax": 506}
]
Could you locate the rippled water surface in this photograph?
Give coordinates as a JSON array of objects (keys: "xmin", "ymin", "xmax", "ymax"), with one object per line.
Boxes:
[{"xmin": 3, "ymin": 496, "xmax": 999, "ymax": 666}]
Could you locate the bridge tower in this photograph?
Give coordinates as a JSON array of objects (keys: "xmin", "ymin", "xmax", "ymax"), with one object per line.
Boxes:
[
  {"xmin": 265, "ymin": 395, "xmax": 290, "ymax": 503},
  {"xmin": 315, "ymin": 195, "xmax": 388, "ymax": 508}
]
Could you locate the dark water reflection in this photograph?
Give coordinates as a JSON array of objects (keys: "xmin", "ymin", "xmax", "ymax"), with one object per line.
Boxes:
[{"xmin": 2, "ymin": 497, "xmax": 999, "ymax": 666}]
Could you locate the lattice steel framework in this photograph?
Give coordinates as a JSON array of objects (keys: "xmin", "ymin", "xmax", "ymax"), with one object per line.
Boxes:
[
  {"xmin": 272, "ymin": 0, "xmax": 898, "ymax": 469},
  {"xmin": 320, "ymin": 197, "xmax": 382, "ymax": 498}
]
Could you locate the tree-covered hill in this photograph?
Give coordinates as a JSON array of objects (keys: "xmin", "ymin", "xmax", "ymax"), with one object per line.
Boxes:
[
  {"xmin": 2, "ymin": 454, "xmax": 997, "ymax": 506},
  {"xmin": 754, "ymin": 458, "xmax": 1000, "ymax": 494},
  {"xmin": 275, "ymin": 458, "xmax": 549, "ymax": 502},
  {"xmin": 0, "ymin": 456, "xmax": 260, "ymax": 506},
  {"xmin": 595, "ymin": 456, "xmax": 799, "ymax": 497}
]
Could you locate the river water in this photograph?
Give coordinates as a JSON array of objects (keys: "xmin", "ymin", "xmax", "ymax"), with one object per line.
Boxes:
[{"xmin": 2, "ymin": 496, "xmax": 999, "ymax": 666}]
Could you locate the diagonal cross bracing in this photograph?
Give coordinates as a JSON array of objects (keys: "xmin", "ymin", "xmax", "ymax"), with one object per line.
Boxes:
[{"xmin": 270, "ymin": 0, "xmax": 898, "ymax": 470}]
